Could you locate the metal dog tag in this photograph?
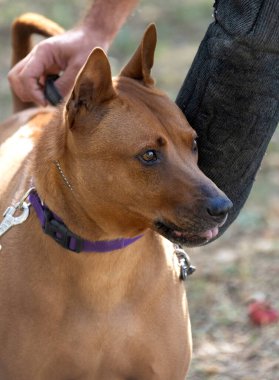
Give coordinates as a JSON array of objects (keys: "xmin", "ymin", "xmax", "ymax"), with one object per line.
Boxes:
[
  {"xmin": 174, "ymin": 245, "xmax": 196, "ymax": 281},
  {"xmin": 0, "ymin": 202, "xmax": 30, "ymax": 238}
]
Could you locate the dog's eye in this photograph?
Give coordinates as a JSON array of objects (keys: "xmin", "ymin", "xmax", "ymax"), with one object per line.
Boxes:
[
  {"xmin": 142, "ymin": 150, "xmax": 157, "ymax": 162},
  {"xmin": 192, "ymin": 139, "xmax": 198, "ymax": 154},
  {"xmin": 139, "ymin": 150, "xmax": 159, "ymax": 164}
]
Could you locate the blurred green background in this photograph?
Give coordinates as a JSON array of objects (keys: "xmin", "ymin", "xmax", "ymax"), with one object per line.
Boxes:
[{"xmin": 0, "ymin": 1, "xmax": 278, "ymax": 379}]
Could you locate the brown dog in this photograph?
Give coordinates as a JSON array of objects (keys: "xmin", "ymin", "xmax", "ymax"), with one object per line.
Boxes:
[{"xmin": 0, "ymin": 14, "xmax": 232, "ymax": 380}]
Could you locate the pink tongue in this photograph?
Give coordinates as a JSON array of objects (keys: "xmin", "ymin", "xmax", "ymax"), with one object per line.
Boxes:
[
  {"xmin": 174, "ymin": 231, "xmax": 183, "ymax": 237},
  {"xmin": 200, "ymin": 226, "xmax": 219, "ymax": 241},
  {"xmin": 174, "ymin": 227, "xmax": 219, "ymax": 241}
]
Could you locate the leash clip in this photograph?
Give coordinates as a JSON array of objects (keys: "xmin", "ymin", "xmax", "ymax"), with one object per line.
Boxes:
[
  {"xmin": 0, "ymin": 188, "xmax": 35, "ymax": 250},
  {"xmin": 0, "ymin": 202, "xmax": 30, "ymax": 238},
  {"xmin": 174, "ymin": 245, "xmax": 196, "ymax": 281}
]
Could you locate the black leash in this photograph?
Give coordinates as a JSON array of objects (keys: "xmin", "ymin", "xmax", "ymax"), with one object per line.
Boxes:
[{"xmin": 44, "ymin": 75, "xmax": 63, "ymax": 106}]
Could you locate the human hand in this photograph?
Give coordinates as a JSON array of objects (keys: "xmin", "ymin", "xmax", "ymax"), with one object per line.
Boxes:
[{"xmin": 8, "ymin": 27, "xmax": 110, "ymax": 106}]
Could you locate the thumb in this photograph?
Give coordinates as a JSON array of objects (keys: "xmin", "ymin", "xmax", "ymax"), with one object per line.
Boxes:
[{"xmin": 54, "ymin": 64, "xmax": 82, "ymax": 98}]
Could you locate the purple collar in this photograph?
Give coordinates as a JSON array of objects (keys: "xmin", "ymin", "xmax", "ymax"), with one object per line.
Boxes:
[{"xmin": 29, "ymin": 191, "xmax": 142, "ymax": 253}]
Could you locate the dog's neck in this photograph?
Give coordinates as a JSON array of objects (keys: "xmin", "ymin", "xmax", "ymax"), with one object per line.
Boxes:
[
  {"xmin": 32, "ymin": 114, "xmax": 102, "ymax": 240},
  {"xmin": 53, "ymin": 159, "xmax": 74, "ymax": 192},
  {"xmin": 32, "ymin": 113, "xmax": 147, "ymax": 243}
]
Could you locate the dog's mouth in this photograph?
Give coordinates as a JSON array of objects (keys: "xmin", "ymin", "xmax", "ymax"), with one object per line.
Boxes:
[{"xmin": 154, "ymin": 219, "xmax": 221, "ymax": 247}]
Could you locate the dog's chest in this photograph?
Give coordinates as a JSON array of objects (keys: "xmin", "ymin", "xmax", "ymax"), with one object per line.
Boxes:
[
  {"xmin": 0, "ymin": 281, "xmax": 190, "ymax": 380},
  {"xmin": 1, "ymin": 312, "xmax": 176, "ymax": 379}
]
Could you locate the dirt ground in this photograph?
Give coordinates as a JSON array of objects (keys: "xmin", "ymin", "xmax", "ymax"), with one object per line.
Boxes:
[{"xmin": 0, "ymin": 1, "xmax": 278, "ymax": 379}]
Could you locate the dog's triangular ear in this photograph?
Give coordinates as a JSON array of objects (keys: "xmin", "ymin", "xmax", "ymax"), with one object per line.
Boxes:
[
  {"xmin": 120, "ymin": 24, "xmax": 157, "ymax": 86},
  {"xmin": 66, "ymin": 48, "xmax": 116, "ymax": 129}
]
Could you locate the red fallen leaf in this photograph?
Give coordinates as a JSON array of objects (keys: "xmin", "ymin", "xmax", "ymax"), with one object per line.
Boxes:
[{"xmin": 248, "ymin": 301, "xmax": 279, "ymax": 326}]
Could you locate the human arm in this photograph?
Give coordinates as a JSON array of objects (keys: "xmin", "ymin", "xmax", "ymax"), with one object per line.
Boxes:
[
  {"xmin": 8, "ymin": 0, "xmax": 139, "ymax": 106},
  {"xmin": 176, "ymin": 0, "xmax": 279, "ymax": 240}
]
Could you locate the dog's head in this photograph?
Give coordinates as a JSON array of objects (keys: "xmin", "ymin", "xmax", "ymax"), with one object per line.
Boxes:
[{"xmin": 62, "ymin": 25, "xmax": 232, "ymax": 246}]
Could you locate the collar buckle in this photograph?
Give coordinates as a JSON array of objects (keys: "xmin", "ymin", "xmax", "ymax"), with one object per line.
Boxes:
[{"xmin": 43, "ymin": 208, "xmax": 83, "ymax": 253}]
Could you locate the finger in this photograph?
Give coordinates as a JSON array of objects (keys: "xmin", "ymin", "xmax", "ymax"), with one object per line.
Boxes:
[
  {"xmin": 8, "ymin": 43, "xmax": 61, "ymax": 106},
  {"xmin": 54, "ymin": 61, "xmax": 83, "ymax": 98},
  {"xmin": 8, "ymin": 57, "xmax": 47, "ymax": 106}
]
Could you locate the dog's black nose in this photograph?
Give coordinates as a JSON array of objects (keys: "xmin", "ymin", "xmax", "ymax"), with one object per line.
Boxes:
[{"xmin": 207, "ymin": 196, "xmax": 233, "ymax": 218}]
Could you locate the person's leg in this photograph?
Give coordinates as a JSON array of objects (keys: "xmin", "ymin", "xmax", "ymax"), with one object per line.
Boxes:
[{"xmin": 176, "ymin": 0, "xmax": 279, "ymax": 239}]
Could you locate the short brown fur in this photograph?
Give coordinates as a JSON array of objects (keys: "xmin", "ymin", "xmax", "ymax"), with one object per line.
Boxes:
[{"xmin": 0, "ymin": 14, "xmax": 230, "ymax": 379}]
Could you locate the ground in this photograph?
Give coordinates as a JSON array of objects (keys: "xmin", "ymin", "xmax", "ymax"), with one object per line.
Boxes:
[{"xmin": 0, "ymin": 1, "xmax": 278, "ymax": 379}]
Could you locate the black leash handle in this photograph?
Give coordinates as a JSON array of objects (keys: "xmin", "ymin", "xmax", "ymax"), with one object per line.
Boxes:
[{"xmin": 44, "ymin": 75, "xmax": 63, "ymax": 106}]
